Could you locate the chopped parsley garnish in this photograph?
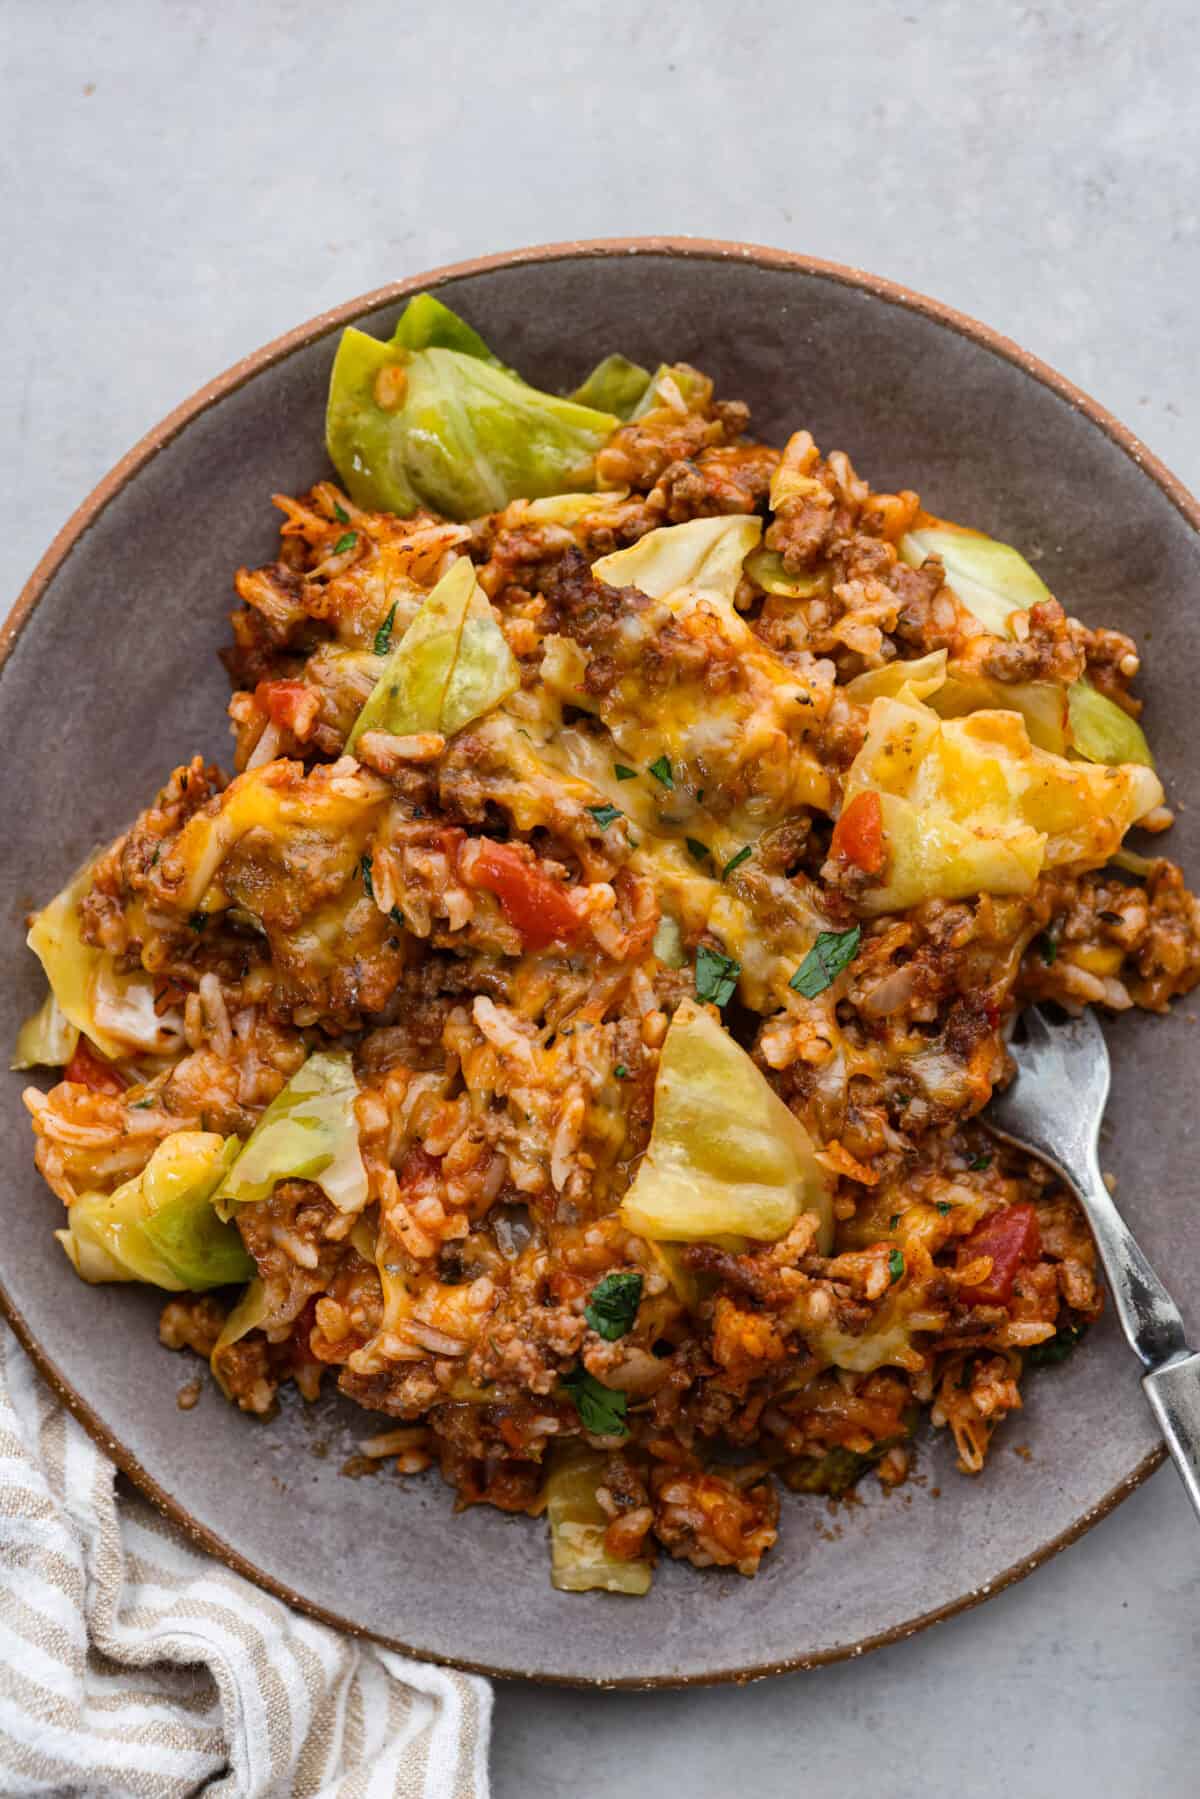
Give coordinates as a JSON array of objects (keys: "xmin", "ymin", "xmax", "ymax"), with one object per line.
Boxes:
[
  {"xmin": 561, "ymin": 1367, "xmax": 629, "ymax": 1436},
  {"xmin": 968, "ymin": 1153, "xmax": 993, "ymax": 1172},
  {"xmin": 721, "ymin": 845, "xmax": 752, "ymax": 881},
  {"xmin": 332, "ymin": 531, "xmax": 358, "ymax": 556},
  {"xmin": 789, "ymin": 925, "xmax": 862, "ymax": 999},
  {"xmin": 685, "ymin": 838, "xmax": 710, "ymax": 864},
  {"xmin": 936, "ymin": 1201, "xmax": 952, "ymax": 1216},
  {"xmin": 333, "ymin": 501, "xmax": 350, "ymax": 524},
  {"xmin": 584, "ymin": 1271, "xmax": 644, "ymax": 1341},
  {"xmin": 587, "ymin": 802, "xmax": 623, "ymax": 829},
  {"xmin": 1038, "ymin": 931, "xmax": 1058, "ymax": 966},
  {"xmin": 614, "ymin": 764, "xmax": 638, "ymax": 781},
  {"xmin": 888, "ymin": 1248, "xmax": 906, "ymax": 1284},
  {"xmin": 373, "ymin": 602, "xmax": 397, "ymax": 655},
  {"xmin": 187, "ymin": 912, "xmax": 208, "ymax": 933},
  {"xmin": 360, "ymin": 853, "xmax": 375, "ymax": 900},
  {"xmin": 695, "ymin": 944, "xmax": 740, "ymax": 1008},
  {"xmin": 389, "ymin": 905, "xmax": 405, "ymax": 929},
  {"xmin": 647, "ymin": 754, "xmax": 674, "ymax": 789},
  {"xmin": 613, "ymin": 1063, "xmax": 629, "ymax": 1080},
  {"xmin": 129, "ymin": 1097, "xmax": 155, "ymax": 1111},
  {"xmin": 889, "ymin": 1213, "xmax": 900, "ymax": 1230},
  {"xmin": 1026, "ymin": 1323, "xmax": 1087, "ymax": 1367}
]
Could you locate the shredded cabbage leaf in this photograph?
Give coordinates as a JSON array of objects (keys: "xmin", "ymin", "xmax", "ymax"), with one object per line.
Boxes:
[
  {"xmin": 620, "ymin": 998, "xmax": 833, "ymax": 1249},
  {"xmin": 58, "ymin": 1132, "xmax": 251, "ymax": 1291},
  {"xmin": 899, "ymin": 518, "xmax": 1051, "ymax": 637},
  {"xmin": 544, "ymin": 1444, "xmax": 653, "ymax": 1595},
  {"xmin": 809, "ymin": 1306, "xmax": 936, "ymax": 1375},
  {"xmin": 210, "ymin": 1277, "xmax": 270, "ymax": 1397},
  {"xmin": 1068, "ymin": 678, "xmax": 1154, "ymax": 767},
  {"xmin": 843, "ymin": 694, "xmax": 1163, "ymax": 913},
  {"xmin": 629, "ymin": 363, "xmax": 711, "ymax": 419},
  {"xmin": 899, "ymin": 517, "xmax": 1153, "ymax": 768},
  {"xmin": 326, "ymin": 323, "xmax": 618, "ymax": 520},
  {"xmin": 388, "ymin": 291, "xmax": 507, "ymax": 366},
  {"xmin": 928, "ymin": 668, "xmax": 1069, "ymax": 754},
  {"xmin": 215, "ymin": 1049, "xmax": 367, "ymax": 1218},
  {"xmin": 25, "ymin": 856, "xmax": 181, "ymax": 1059},
  {"xmin": 651, "ymin": 914, "xmax": 685, "ymax": 968},
  {"xmin": 844, "ymin": 649, "xmax": 949, "ymax": 706},
  {"xmin": 570, "ymin": 353, "xmax": 651, "ymax": 418},
  {"xmin": 846, "ymin": 651, "xmax": 1074, "ymax": 756},
  {"xmin": 523, "ymin": 491, "xmax": 629, "ymax": 528},
  {"xmin": 592, "ymin": 512, "xmax": 761, "ymax": 607},
  {"xmin": 346, "ymin": 556, "xmax": 519, "ymax": 751},
  {"xmin": 744, "ymin": 547, "xmax": 831, "ymax": 600},
  {"xmin": 12, "ymin": 990, "xmax": 78, "ymax": 1071}
]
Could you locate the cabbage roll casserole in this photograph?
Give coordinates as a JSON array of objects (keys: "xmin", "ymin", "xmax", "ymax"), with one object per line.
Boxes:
[{"xmin": 17, "ymin": 295, "xmax": 1200, "ymax": 1594}]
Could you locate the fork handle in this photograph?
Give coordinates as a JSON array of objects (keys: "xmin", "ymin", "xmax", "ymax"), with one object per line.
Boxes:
[
  {"xmin": 1070, "ymin": 1148, "xmax": 1189, "ymax": 1370},
  {"xmin": 1067, "ymin": 1150, "xmax": 1200, "ymax": 1517},
  {"xmin": 1143, "ymin": 1353, "xmax": 1200, "ymax": 1523}
]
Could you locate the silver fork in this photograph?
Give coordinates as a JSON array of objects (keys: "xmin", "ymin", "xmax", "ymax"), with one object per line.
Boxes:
[{"xmin": 984, "ymin": 1003, "xmax": 1200, "ymax": 1520}]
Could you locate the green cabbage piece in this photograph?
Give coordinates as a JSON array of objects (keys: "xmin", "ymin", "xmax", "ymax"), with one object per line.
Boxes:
[
  {"xmin": 651, "ymin": 915, "xmax": 685, "ymax": 968},
  {"xmin": 346, "ymin": 556, "xmax": 519, "ymax": 751},
  {"xmin": 844, "ymin": 649, "xmax": 949, "ymax": 706},
  {"xmin": 1068, "ymin": 679, "xmax": 1154, "ymax": 767},
  {"xmin": 899, "ymin": 520, "xmax": 1154, "ymax": 769},
  {"xmin": 388, "ymin": 291, "xmax": 506, "ymax": 366},
  {"xmin": 210, "ymin": 1277, "xmax": 270, "ymax": 1398},
  {"xmin": 58, "ymin": 1132, "xmax": 252, "ymax": 1291},
  {"xmin": 571, "ymin": 353, "xmax": 651, "ymax": 418},
  {"xmin": 523, "ymin": 492, "xmax": 631, "ymax": 527},
  {"xmin": 591, "ymin": 513, "xmax": 762, "ymax": 606},
  {"xmin": 24, "ymin": 858, "xmax": 103, "ymax": 1042},
  {"xmin": 23, "ymin": 855, "xmax": 178, "ymax": 1060},
  {"xmin": 929, "ymin": 670, "xmax": 1070, "ymax": 754},
  {"xmin": 629, "ymin": 362, "xmax": 710, "ymax": 419},
  {"xmin": 12, "ymin": 990, "xmax": 78, "ymax": 1070},
  {"xmin": 744, "ymin": 547, "xmax": 830, "ymax": 599},
  {"xmin": 620, "ymin": 998, "xmax": 834, "ymax": 1251},
  {"xmin": 326, "ymin": 324, "xmax": 618, "ymax": 520},
  {"xmin": 215, "ymin": 1049, "xmax": 367, "ymax": 1217},
  {"xmin": 544, "ymin": 1443, "xmax": 652, "ymax": 1595},
  {"xmin": 899, "ymin": 520, "xmax": 1050, "ymax": 638},
  {"xmin": 24, "ymin": 857, "xmax": 124, "ymax": 1059}
]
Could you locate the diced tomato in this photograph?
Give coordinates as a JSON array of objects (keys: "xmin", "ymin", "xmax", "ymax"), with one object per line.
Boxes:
[
  {"xmin": 64, "ymin": 1038, "xmax": 127, "ymax": 1095},
  {"xmin": 462, "ymin": 840, "xmax": 581, "ymax": 950},
  {"xmin": 830, "ymin": 791, "xmax": 886, "ymax": 875},
  {"xmin": 957, "ymin": 1203, "xmax": 1042, "ymax": 1305},
  {"xmin": 254, "ymin": 679, "xmax": 319, "ymax": 737}
]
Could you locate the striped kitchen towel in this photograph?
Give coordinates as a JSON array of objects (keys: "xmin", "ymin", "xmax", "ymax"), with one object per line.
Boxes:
[{"xmin": 0, "ymin": 1328, "xmax": 491, "ymax": 1797}]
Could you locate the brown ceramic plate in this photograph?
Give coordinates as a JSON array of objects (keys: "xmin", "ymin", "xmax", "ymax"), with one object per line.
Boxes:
[{"xmin": 3, "ymin": 240, "xmax": 1199, "ymax": 1687}]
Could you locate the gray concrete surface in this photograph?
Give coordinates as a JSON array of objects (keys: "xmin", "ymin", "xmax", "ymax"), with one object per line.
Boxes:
[{"xmin": 4, "ymin": 1, "xmax": 1200, "ymax": 1792}]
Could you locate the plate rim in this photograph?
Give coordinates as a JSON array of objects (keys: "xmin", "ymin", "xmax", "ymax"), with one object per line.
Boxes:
[{"xmin": 1, "ymin": 234, "xmax": 1188, "ymax": 1688}]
